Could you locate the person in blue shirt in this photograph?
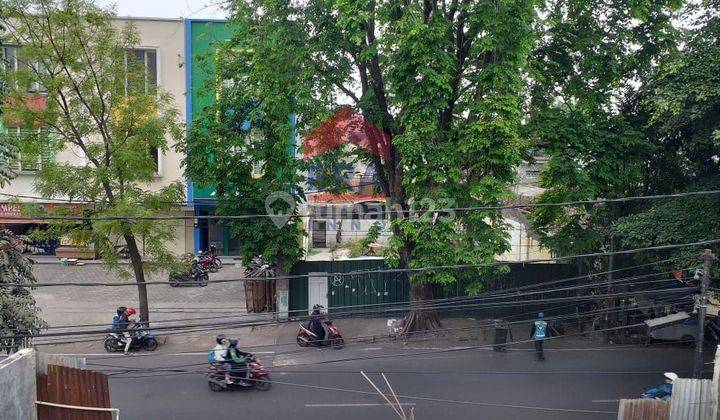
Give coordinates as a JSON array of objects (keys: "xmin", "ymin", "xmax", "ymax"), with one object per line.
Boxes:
[
  {"xmin": 642, "ymin": 372, "xmax": 678, "ymax": 401},
  {"xmin": 530, "ymin": 312, "xmax": 548, "ymax": 361}
]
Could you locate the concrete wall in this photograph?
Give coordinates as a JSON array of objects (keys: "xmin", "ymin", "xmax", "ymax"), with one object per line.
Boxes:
[
  {"xmin": 0, "ymin": 348, "xmax": 37, "ymax": 420},
  {"xmin": 498, "ymin": 217, "xmax": 551, "ymax": 262},
  {"xmin": 322, "ymin": 219, "xmax": 392, "ymax": 247}
]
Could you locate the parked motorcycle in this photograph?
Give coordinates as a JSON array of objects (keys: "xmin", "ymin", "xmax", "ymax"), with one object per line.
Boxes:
[
  {"xmin": 297, "ymin": 320, "xmax": 344, "ymax": 349},
  {"xmin": 169, "ymin": 262, "xmax": 209, "ymax": 287},
  {"xmin": 207, "ymin": 354, "xmax": 271, "ymax": 392},
  {"xmin": 103, "ymin": 322, "xmax": 158, "ymax": 352},
  {"xmin": 195, "ymin": 247, "xmax": 222, "ymax": 273}
]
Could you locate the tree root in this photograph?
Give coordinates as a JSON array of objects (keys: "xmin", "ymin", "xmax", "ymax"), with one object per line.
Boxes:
[{"xmin": 400, "ymin": 310, "xmax": 444, "ymax": 339}]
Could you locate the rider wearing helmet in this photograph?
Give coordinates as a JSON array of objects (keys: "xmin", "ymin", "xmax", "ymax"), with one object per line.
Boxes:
[
  {"xmin": 227, "ymin": 338, "xmax": 249, "ymax": 383},
  {"xmin": 212, "ymin": 334, "xmax": 232, "ymax": 384},
  {"xmin": 120, "ymin": 307, "xmax": 137, "ymax": 355},
  {"xmin": 643, "ymin": 372, "xmax": 678, "ymax": 400},
  {"xmin": 308, "ymin": 304, "xmax": 326, "ymax": 342}
]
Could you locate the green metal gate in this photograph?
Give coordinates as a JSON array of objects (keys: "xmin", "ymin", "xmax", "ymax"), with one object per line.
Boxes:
[{"xmin": 288, "ymin": 260, "xmax": 577, "ymax": 319}]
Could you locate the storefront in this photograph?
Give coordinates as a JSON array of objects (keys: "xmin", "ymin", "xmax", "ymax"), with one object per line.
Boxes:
[{"xmin": 0, "ymin": 201, "xmax": 83, "ymax": 255}]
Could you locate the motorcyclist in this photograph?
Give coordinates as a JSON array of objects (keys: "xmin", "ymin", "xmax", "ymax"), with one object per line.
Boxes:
[
  {"xmin": 308, "ymin": 304, "xmax": 326, "ymax": 342},
  {"xmin": 120, "ymin": 307, "xmax": 137, "ymax": 355},
  {"xmin": 642, "ymin": 372, "xmax": 678, "ymax": 400},
  {"xmin": 227, "ymin": 338, "xmax": 249, "ymax": 383},
  {"xmin": 211, "ymin": 334, "xmax": 232, "ymax": 384}
]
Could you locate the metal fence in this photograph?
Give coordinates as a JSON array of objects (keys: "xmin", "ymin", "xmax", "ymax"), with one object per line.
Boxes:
[
  {"xmin": 288, "ymin": 259, "xmax": 577, "ymax": 318},
  {"xmin": 618, "ymin": 399, "xmax": 669, "ymax": 420},
  {"xmin": 37, "ymin": 364, "xmax": 114, "ymax": 420}
]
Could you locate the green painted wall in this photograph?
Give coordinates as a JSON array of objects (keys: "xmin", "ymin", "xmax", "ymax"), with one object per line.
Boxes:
[{"xmin": 189, "ymin": 21, "xmax": 233, "ymax": 200}]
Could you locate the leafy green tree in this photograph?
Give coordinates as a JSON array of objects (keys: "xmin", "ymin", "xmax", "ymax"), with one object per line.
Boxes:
[
  {"xmin": 0, "ymin": 0, "xmax": 184, "ymax": 322},
  {"xmin": 613, "ymin": 2, "xmax": 720, "ymax": 266},
  {"xmin": 0, "ymin": 228, "xmax": 47, "ymax": 354},
  {"xmin": 0, "ymin": 134, "xmax": 46, "ymax": 353},
  {"xmin": 183, "ymin": 46, "xmax": 306, "ymax": 278},
  {"xmin": 206, "ymin": 0, "xmax": 535, "ymax": 330},
  {"xmin": 527, "ymin": 0, "xmax": 681, "ymax": 265}
]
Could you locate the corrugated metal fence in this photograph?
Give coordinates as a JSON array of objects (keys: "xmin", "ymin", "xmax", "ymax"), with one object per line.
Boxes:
[
  {"xmin": 618, "ymin": 399, "xmax": 669, "ymax": 420},
  {"xmin": 668, "ymin": 378, "xmax": 714, "ymax": 420},
  {"xmin": 289, "ymin": 259, "xmax": 576, "ymax": 318},
  {"xmin": 37, "ymin": 364, "xmax": 112, "ymax": 420}
]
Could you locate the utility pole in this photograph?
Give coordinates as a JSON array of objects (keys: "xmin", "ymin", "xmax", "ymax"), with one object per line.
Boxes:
[{"xmin": 693, "ymin": 249, "xmax": 716, "ymax": 379}]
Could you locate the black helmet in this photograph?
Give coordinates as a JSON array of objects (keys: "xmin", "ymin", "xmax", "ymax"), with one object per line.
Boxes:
[
  {"xmin": 216, "ymin": 334, "xmax": 227, "ymax": 345},
  {"xmin": 117, "ymin": 306, "xmax": 127, "ymax": 316},
  {"xmin": 229, "ymin": 338, "xmax": 238, "ymax": 347}
]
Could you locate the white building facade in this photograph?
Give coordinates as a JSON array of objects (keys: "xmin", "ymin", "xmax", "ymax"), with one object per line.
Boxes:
[{"xmin": 0, "ymin": 17, "xmax": 193, "ymax": 256}]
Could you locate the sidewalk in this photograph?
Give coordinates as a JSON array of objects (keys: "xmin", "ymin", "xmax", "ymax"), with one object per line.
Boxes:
[{"xmin": 35, "ymin": 315, "xmax": 604, "ymax": 356}]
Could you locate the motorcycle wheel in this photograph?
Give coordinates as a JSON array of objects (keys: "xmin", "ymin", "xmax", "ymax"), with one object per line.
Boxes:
[
  {"xmin": 208, "ymin": 380, "xmax": 225, "ymax": 392},
  {"xmin": 254, "ymin": 376, "xmax": 272, "ymax": 391},
  {"xmin": 297, "ymin": 334, "xmax": 310, "ymax": 347},
  {"xmin": 213, "ymin": 257, "xmax": 223, "ymax": 270},
  {"xmin": 103, "ymin": 337, "xmax": 118, "ymax": 353},
  {"xmin": 331, "ymin": 337, "xmax": 344, "ymax": 350},
  {"xmin": 143, "ymin": 337, "xmax": 159, "ymax": 351},
  {"xmin": 197, "ymin": 272, "xmax": 209, "ymax": 287}
]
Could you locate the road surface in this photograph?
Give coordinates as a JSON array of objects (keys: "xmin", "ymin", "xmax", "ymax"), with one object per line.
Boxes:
[{"xmin": 89, "ymin": 338, "xmax": 700, "ymax": 420}]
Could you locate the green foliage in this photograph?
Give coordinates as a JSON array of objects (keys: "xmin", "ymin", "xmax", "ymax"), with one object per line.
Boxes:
[
  {"xmin": 347, "ymin": 240, "xmax": 366, "ymax": 258},
  {"xmin": 529, "ymin": 1, "xmax": 720, "ymax": 273},
  {"xmin": 0, "ymin": 0, "xmax": 184, "ymax": 320},
  {"xmin": 610, "ymin": 5, "xmax": 720, "ymax": 266},
  {"xmin": 181, "ymin": 33, "xmax": 306, "ymax": 271},
  {"xmin": 0, "ymin": 230, "xmax": 47, "ymax": 354},
  {"xmin": 217, "ymin": 0, "xmax": 535, "ymax": 295},
  {"xmin": 613, "ymin": 177, "xmax": 720, "ymax": 267},
  {"xmin": 527, "ymin": 0, "xmax": 682, "ymax": 265},
  {"xmin": 307, "ymin": 146, "xmax": 356, "ymax": 195},
  {"xmin": 0, "ymin": 140, "xmax": 17, "ymax": 186},
  {"xmin": 360, "ymin": 222, "xmax": 382, "ymax": 249}
]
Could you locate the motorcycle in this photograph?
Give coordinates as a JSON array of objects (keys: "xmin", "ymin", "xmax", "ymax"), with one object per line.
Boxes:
[
  {"xmin": 195, "ymin": 250, "xmax": 222, "ymax": 273},
  {"xmin": 169, "ymin": 259, "xmax": 209, "ymax": 287},
  {"xmin": 103, "ymin": 322, "xmax": 158, "ymax": 352},
  {"xmin": 297, "ymin": 320, "xmax": 344, "ymax": 349},
  {"xmin": 207, "ymin": 354, "xmax": 272, "ymax": 392}
]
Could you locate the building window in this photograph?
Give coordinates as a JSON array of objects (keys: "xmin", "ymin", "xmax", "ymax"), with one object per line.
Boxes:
[
  {"xmin": 125, "ymin": 48, "xmax": 157, "ymax": 94},
  {"xmin": 4, "ymin": 127, "xmax": 52, "ymax": 173},
  {"xmin": 150, "ymin": 146, "xmax": 161, "ymax": 176},
  {"xmin": 2, "ymin": 45, "xmax": 46, "ymax": 93}
]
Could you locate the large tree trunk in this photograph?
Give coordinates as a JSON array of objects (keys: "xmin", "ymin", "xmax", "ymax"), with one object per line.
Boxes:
[
  {"xmin": 398, "ymin": 232, "xmax": 443, "ymax": 334},
  {"xmin": 124, "ymin": 233, "xmax": 150, "ymax": 323}
]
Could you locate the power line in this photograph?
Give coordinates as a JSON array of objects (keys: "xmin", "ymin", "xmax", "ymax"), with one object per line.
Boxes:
[
  {"xmin": 22, "ymin": 266, "xmax": 680, "ymax": 333},
  {"xmin": 1, "ymin": 189, "xmax": 719, "ymax": 221},
  {"xmin": 27, "ymin": 292, "xmax": 694, "ymax": 352},
  {"xmin": 82, "ymin": 303, "xmax": 689, "ymax": 372},
  {"xmin": 3, "ymin": 284, "xmax": 694, "ymax": 342},
  {"xmin": 3, "ymin": 238, "xmax": 715, "ymax": 288}
]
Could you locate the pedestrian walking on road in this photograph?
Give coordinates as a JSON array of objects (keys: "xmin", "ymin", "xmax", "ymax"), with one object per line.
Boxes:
[{"xmin": 531, "ymin": 312, "xmax": 548, "ymax": 361}]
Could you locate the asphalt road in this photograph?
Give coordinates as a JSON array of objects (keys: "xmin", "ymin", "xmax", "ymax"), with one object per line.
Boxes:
[{"xmin": 92, "ymin": 339, "xmax": 701, "ymax": 420}]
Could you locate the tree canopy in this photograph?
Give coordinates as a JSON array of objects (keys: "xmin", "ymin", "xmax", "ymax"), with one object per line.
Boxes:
[
  {"xmin": 0, "ymin": 0, "xmax": 185, "ymax": 321},
  {"xmin": 195, "ymin": 0, "xmax": 537, "ymax": 310}
]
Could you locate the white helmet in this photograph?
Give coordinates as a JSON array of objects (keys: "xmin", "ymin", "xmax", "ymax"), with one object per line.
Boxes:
[{"xmin": 664, "ymin": 372, "xmax": 678, "ymax": 382}]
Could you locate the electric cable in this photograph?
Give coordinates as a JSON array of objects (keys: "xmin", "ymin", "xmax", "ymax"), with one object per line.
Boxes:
[
  {"xmin": 3, "ymin": 239, "xmax": 716, "ymax": 288},
  {"xmin": 1, "ymin": 189, "xmax": 719, "ymax": 221}
]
